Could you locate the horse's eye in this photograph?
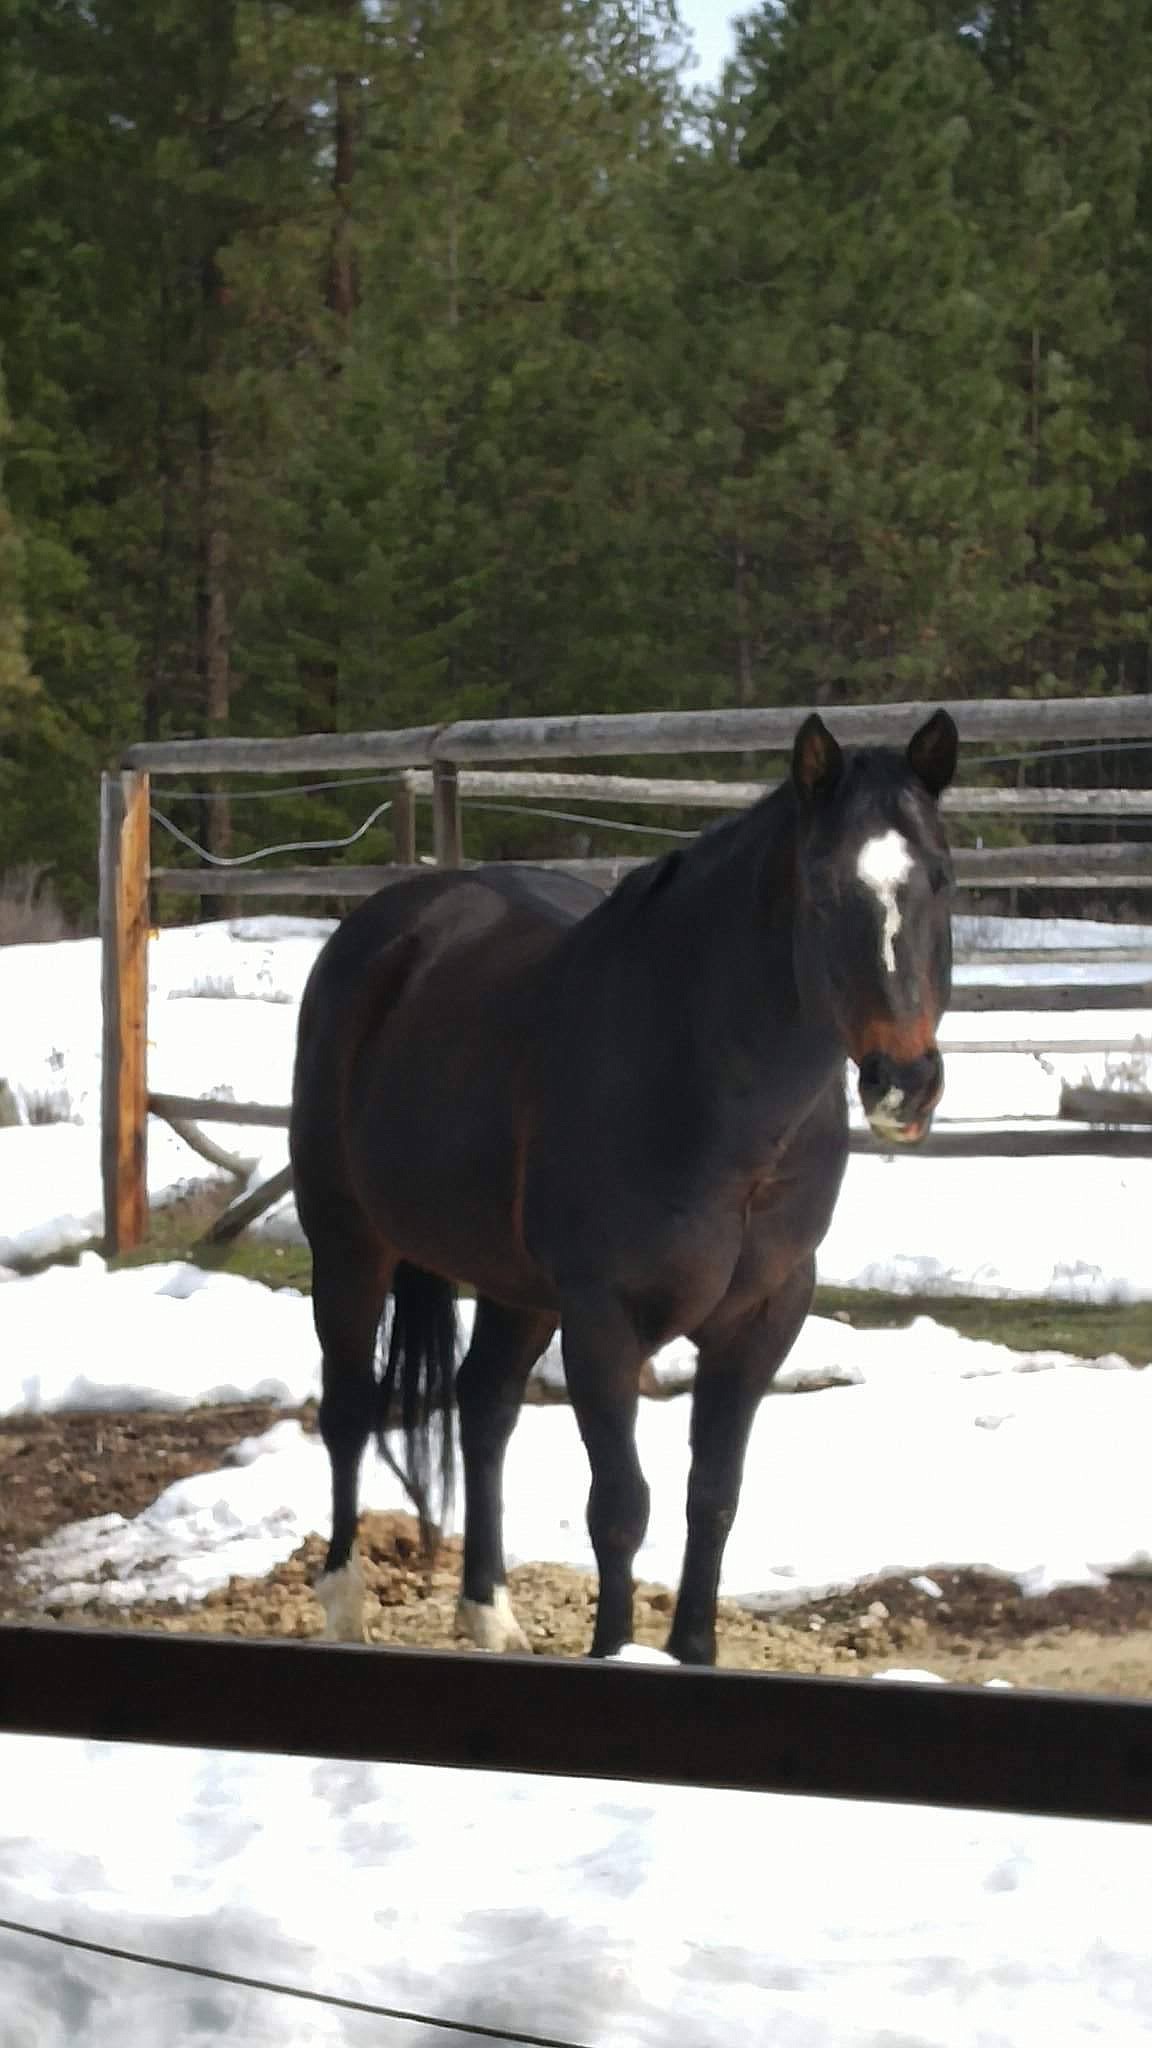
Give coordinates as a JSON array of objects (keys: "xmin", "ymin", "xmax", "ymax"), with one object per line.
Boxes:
[{"xmin": 929, "ymin": 864, "xmax": 951, "ymax": 896}]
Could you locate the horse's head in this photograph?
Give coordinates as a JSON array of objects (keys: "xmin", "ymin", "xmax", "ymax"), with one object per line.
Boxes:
[{"xmin": 790, "ymin": 709, "xmax": 957, "ymax": 1145}]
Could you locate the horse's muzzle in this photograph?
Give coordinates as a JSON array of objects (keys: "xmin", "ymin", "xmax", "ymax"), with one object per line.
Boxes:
[{"xmin": 857, "ymin": 1047, "xmax": 944, "ymax": 1146}]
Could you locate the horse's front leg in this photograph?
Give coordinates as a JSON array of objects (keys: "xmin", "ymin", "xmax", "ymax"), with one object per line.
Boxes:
[
  {"xmin": 561, "ymin": 1293, "xmax": 651, "ymax": 1658},
  {"xmin": 668, "ymin": 1257, "xmax": 816, "ymax": 1666}
]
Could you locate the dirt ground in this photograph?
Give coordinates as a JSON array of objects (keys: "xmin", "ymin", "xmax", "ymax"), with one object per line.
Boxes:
[{"xmin": 5, "ymin": 1402, "xmax": 1152, "ymax": 1694}]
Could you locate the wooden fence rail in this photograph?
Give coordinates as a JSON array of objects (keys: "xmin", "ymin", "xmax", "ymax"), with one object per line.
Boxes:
[
  {"xmin": 101, "ymin": 696, "xmax": 1152, "ymax": 1251},
  {"xmin": 950, "ymin": 983, "xmax": 1152, "ymax": 1011},
  {"xmin": 121, "ymin": 692, "xmax": 1152, "ymax": 774},
  {"xmin": 147, "ymin": 1094, "xmax": 1152, "ymax": 1167},
  {"xmin": 151, "ymin": 843, "xmax": 1152, "ymax": 902},
  {"xmin": 957, "ymin": 947, "xmax": 1150, "ymax": 966},
  {"xmin": 3, "ymin": 1623, "xmax": 1152, "ymax": 1826},
  {"xmin": 404, "ymin": 767, "xmax": 1152, "ymax": 817}
]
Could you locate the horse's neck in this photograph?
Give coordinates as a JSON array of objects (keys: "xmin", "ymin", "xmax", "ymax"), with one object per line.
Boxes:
[{"xmin": 616, "ymin": 807, "xmax": 844, "ymax": 1109}]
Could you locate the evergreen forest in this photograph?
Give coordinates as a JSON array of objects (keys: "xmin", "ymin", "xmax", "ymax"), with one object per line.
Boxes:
[{"xmin": 2, "ymin": 1, "xmax": 1150, "ymax": 911}]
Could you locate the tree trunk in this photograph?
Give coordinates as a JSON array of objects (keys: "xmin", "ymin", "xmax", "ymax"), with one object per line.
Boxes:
[
  {"xmin": 326, "ymin": 55, "xmax": 359, "ymax": 321},
  {"xmin": 196, "ymin": 374, "xmax": 234, "ymax": 918},
  {"xmin": 733, "ymin": 542, "xmax": 758, "ymax": 779}
]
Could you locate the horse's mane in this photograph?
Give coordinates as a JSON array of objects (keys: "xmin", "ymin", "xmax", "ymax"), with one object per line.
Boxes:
[{"xmin": 569, "ymin": 781, "xmax": 794, "ymax": 946}]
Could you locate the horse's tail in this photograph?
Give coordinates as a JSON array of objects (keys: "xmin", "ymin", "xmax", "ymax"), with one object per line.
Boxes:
[{"xmin": 374, "ymin": 1261, "xmax": 458, "ymax": 1554}]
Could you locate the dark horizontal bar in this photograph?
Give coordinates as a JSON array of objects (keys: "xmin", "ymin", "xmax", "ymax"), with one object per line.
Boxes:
[
  {"xmin": 431, "ymin": 697, "xmax": 1152, "ymax": 762},
  {"xmin": 149, "ymin": 860, "xmax": 641, "ymax": 897},
  {"xmin": 2, "ymin": 1625, "xmax": 1152, "ymax": 1826},
  {"xmin": 117, "ymin": 697, "xmax": 1152, "ymax": 774},
  {"xmin": 847, "ymin": 1125, "xmax": 1152, "ymax": 1158},
  {"xmin": 148, "ymin": 1091, "xmax": 290, "ymax": 1128},
  {"xmin": 123, "ymin": 726, "xmax": 442, "ymax": 774},
  {"xmin": 406, "ymin": 770, "xmax": 1152, "ymax": 818},
  {"xmin": 145, "ymin": 1099, "xmax": 1152, "ymax": 1156},
  {"xmin": 948, "ymin": 981, "xmax": 1152, "ymax": 1012},
  {"xmin": 150, "ymin": 858, "xmax": 1152, "ymax": 903}
]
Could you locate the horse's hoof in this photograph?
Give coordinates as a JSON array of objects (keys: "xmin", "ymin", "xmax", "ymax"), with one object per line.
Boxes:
[
  {"xmin": 315, "ymin": 1558, "xmax": 367, "ymax": 1643},
  {"xmin": 456, "ymin": 1586, "xmax": 530, "ymax": 1653}
]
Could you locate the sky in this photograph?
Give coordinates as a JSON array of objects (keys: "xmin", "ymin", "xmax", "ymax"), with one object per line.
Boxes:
[{"xmin": 674, "ymin": 0, "xmax": 743, "ymax": 85}]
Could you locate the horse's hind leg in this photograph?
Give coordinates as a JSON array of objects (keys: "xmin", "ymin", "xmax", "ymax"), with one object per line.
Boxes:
[
  {"xmin": 456, "ymin": 1298, "xmax": 555, "ymax": 1653},
  {"xmin": 307, "ymin": 1208, "xmax": 393, "ymax": 1642}
]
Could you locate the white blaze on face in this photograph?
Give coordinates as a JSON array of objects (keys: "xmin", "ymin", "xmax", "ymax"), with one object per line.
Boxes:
[{"xmin": 856, "ymin": 830, "xmax": 914, "ymax": 974}]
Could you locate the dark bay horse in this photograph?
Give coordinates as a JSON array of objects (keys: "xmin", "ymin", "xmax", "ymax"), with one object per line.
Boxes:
[{"xmin": 289, "ymin": 711, "xmax": 957, "ymax": 1663}]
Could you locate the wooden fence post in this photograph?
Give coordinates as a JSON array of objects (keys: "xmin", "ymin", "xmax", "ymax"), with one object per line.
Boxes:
[
  {"xmin": 100, "ymin": 769, "xmax": 151, "ymax": 1255},
  {"xmin": 432, "ymin": 761, "xmax": 462, "ymax": 866},
  {"xmin": 391, "ymin": 774, "xmax": 417, "ymax": 865}
]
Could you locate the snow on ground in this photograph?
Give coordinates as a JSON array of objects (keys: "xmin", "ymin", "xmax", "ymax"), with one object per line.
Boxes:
[
  {"xmin": 0, "ymin": 918, "xmax": 327, "ymax": 1264},
  {"xmin": 0, "ymin": 1256, "xmax": 316, "ymax": 1415},
  {"xmin": 10, "ymin": 1308, "xmax": 1150, "ymax": 1612},
  {"xmin": 4, "ymin": 1733, "xmax": 1152, "ymax": 2048},
  {"xmin": 3, "ymin": 914, "xmax": 1152, "ymax": 2044},
  {"xmin": 819, "ymin": 1149, "xmax": 1152, "ymax": 1301},
  {"xmin": 1, "ymin": 1253, "xmax": 1146, "ymax": 1611},
  {"xmin": 5, "ymin": 1248, "xmax": 1131, "ymax": 1420},
  {"xmin": 0, "ymin": 1119, "xmax": 245, "ymax": 1270}
]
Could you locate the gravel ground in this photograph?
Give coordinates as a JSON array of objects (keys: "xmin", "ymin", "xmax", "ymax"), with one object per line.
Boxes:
[{"xmin": 5, "ymin": 1409, "xmax": 1152, "ymax": 1692}]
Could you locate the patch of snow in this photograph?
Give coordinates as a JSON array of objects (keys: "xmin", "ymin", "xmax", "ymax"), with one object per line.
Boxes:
[
  {"xmin": 871, "ymin": 1668, "xmax": 946, "ymax": 1683},
  {"xmin": 10, "ymin": 1298, "xmax": 1152, "ymax": 1615},
  {"xmin": 4, "ymin": 1734, "xmax": 1151, "ymax": 2046}
]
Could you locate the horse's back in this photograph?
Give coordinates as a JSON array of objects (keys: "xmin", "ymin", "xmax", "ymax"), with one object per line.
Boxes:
[{"xmin": 311, "ymin": 863, "xmax": 600, "ymax": 982}]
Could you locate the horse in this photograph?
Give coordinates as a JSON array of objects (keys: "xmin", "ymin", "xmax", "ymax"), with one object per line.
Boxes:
[{"xmin": 289, "ymin": 709, "xmax": 957, "ymax": 1665}]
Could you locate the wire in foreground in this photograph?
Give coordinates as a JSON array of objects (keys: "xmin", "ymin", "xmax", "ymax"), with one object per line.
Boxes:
[{"xmin": 0, "ymin": 1914, "xmax": 589, "ymax": 2048}]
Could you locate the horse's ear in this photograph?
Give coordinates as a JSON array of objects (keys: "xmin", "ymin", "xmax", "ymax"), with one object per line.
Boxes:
[
  {"xmin": 792, "ymin": 714, "xmax": 843, "ymax": 799},
  {"xmin": 906, "ymin": 709, "xmax": 958, "ymax": 798}
]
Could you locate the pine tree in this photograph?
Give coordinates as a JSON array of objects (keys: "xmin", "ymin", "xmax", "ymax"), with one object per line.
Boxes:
[
  {"xmin": 0, "ymin": 0, "xmax": 356, "ymax": 894},
  {"xmin": 0, "ymin": 366, "xmax": 35, "ymax": 717},
  {"xmin": 968, "ymin": 0, "xmax": 1152, "ymax": 695},
  {"xmin": 697, "ymin": 0, "xmax": 1043, "ymax": 704},
  {"xmin": 239, "ymin": 0, "xmax": 693, "ymax": 758}
]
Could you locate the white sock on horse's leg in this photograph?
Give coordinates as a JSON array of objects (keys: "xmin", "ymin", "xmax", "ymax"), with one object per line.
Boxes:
[
  {"xmin": 315, "ymin": 1554, "xmax": 367, "ymax": 1642},
  {"xmin": 456, "ymin": 1584, "xmax": 530, "ymax": 1653}
]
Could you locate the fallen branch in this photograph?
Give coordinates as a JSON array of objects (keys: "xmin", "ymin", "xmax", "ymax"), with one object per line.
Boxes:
[
  {"xmin": 148, "ymin": 1091, "xmax": 289, "ymax": 1128},
  {"xmin": 161, "ymin": 1116, "xmax": 258, "ymax": 1182},
  {"xmin": 198, "ymin": 1163, "xmax": 295, "ymax": 1246}
]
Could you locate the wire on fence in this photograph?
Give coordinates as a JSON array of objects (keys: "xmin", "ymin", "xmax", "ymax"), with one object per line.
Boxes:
[
  {"xmin": 466, "ymin": 800, "xmax": 698, "ymax": 839},
  {"xmin": 975, "ymin": 737, "xmax": 1152, "ymax": 769},
  {"xmin": 0, "ymin": 1914, "xmax": 588, "ymax": 2048},
  {"xmin": 155, "ymin": 773, "xmax": 402, "ymax": 803},
  {"xmin": 149, "ymin": 795, "xmax": 696, "ymax": 873},
  {"xmin": 149, "ymin": 797, "xmax": 394, "ymax": 868}
]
